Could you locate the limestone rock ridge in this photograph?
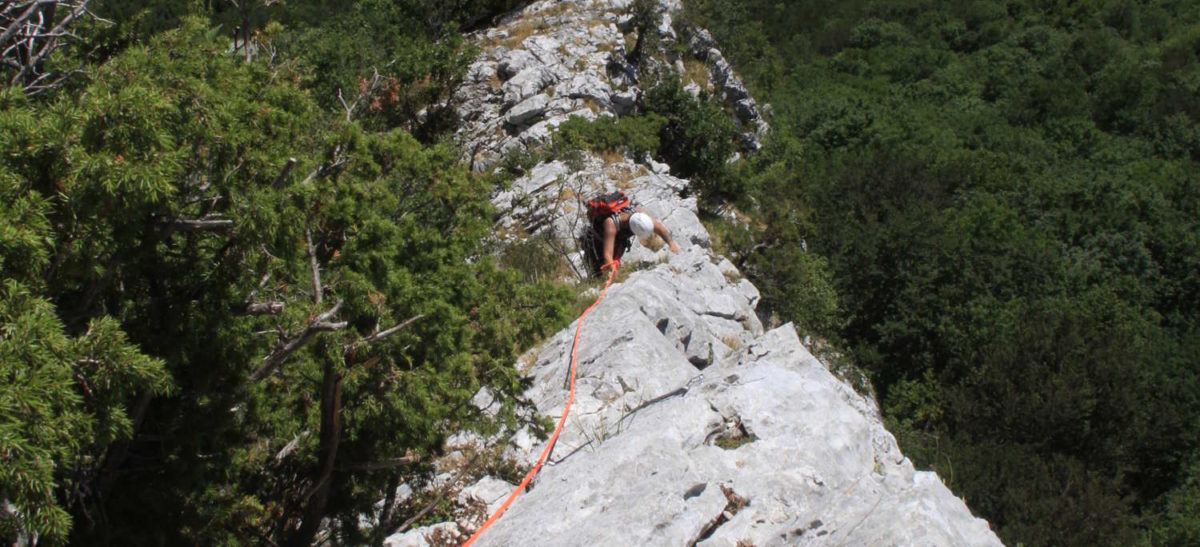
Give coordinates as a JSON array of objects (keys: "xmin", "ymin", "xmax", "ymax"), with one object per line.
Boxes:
[{"xmin": 386, "ymin": 1, "xmax": 1003, "ymax": 545}]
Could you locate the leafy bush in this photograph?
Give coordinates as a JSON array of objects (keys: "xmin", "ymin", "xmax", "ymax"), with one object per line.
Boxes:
[
  {"xmin": 1150, "ymin": 453, "xmax": 1200, "ymax": 545},
  {"xmin": 552, "ymin": 114, "xmax": 666, "ymax": 158},
  {"xmin": 643, "ymin": 76, "xmax": 738, "ymax": 198}
]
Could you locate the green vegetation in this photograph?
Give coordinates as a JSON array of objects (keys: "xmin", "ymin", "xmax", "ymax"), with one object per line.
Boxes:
[
  {"xmin": 7, "ymin": 0, "xmax": 1197, "ymax": 544},
  {"xmin": 0, "ymin": 2, "xmax": 572, "ymax": 544},
  {"xmin": 553, "ymin": 114, "xmax": 667, "ymax": 159},
  {"xmin": 643, "ymin": 76, "xmax": 739, "ymax": 197},
  {"xmin": 713, "ymin": 436, "xmax": 755, "ymax": 450},
  {"xmin": 552, "ymin": 76, "xmax": 739, "ymax": 199},
  {"xmin": 685, "ymin": 0, "xmax": 1200, "ymax": 544}
]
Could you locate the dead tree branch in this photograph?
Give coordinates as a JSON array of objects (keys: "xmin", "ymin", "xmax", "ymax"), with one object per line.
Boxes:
[
  {"xmin": 2, "ymin": 0, "xmax": 93, "ymax": 95},
  {"xmin": 306, "ymin": 226, "xmax": 322, "ymax": 305},
  {"xmin": 337, "ymin": 68, "xmax": 382, "ymax": 122},
  {"xmin": 347, "ymin": 313, "xmax": 425, "ymax": 351},
  {"xmin": 275, "ymin": 431, "xmax": 310, "ymax": 464},
  {"xmin": 250, "ymin": 301, "xmax": 346, "ymax": 381},
  {"xmin": 163, "ymin": 217, "xmax": 234, "ymax": 233},
  {"xmin": 236, "ymin": 301, "xmax": 285, "ymax": 316},
  {"xmin": 301, "ymin": 144, "xmax": 346, "ymax": 185},
  {"xmin": 237, "ymin": 272, "xmax": 285, "ymax": 315}
]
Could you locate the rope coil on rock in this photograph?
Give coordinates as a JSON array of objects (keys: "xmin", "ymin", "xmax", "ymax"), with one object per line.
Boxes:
[{"xmin": 462, "ymin": 260, "xmax": 619, "ymax": 546}]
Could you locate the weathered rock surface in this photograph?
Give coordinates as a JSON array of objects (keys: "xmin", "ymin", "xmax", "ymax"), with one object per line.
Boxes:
[
  {"xmin": 384, "ymin": 1, "xmax": 1003, "ymax": 545},
  {"xmin": 455, "ymin": 0, "xmax": 770, "ymax": 170},
  {"xmin": 476, "ymin": 314, "xmax": 1000, "ymax": 546},
  {"xmin": 506, "ymin": 93, "xmax": 550, "ymax": 125}
]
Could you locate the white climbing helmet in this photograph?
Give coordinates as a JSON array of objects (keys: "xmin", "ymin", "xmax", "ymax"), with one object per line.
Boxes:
[{"xmin": 629, "ymin": 212, "xmax": 654, "ymax": 238}]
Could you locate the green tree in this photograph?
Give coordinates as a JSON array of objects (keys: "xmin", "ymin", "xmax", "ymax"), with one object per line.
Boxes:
[
  {"xmin": 644, "ymin": 76, "xmax": 738, "ymax": 198},
  {"xmin": 2, "ymin": 15, "xmax": 570, "ymax": 544}
]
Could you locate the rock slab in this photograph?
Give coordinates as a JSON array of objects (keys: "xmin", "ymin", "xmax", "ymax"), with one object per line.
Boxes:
[
  {"xmin": 387, "ymin": 0, "xmax": 1006, "ymax": 545},
  {"xmin": 470, "ymin": 253, "xmax": 1001, "ymax": 546}
]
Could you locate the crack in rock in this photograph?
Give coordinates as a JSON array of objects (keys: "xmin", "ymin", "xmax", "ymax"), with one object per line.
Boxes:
[{"xmin": 687, "ymin": 485, "xmax": 749, "ymax": 546}]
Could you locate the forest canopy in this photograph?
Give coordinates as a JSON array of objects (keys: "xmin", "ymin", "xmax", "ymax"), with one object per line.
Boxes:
[{"xmin": 684, "ymin": 0, "xmax": 1200, "ymax": 545}]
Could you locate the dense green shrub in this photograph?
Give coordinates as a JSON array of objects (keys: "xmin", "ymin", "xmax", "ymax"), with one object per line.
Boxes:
[
  {"xmin": 643, "ymin": 76, "xmax": 739, "ymax": 198},
  {"xmin": 1150, "ymin": 453, "xmax": 1200, "ymax": 545},
  {"xmin": 0, "ymin": 9, "xmax": 568, "ymax": 544},
  {"xmin": 687, "ymin": 0, "xmax": 1200, "ymax": 544},
  {"xmin": 552, "ymin": 113, "xmax": 667, "ymax": 158}
]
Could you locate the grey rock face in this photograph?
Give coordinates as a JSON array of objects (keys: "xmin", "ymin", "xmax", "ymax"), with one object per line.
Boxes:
[
  {"xmin": 502, "ymin": 66, "xmax": 559, "ymax": 108},
  {"xmin": 506, "ymin": 93, "xmax": 550, "ymax": 126},
  {"xmin": 559, "ymin": 73, "xmax": 613, "ymax": 107},
  {"xmin": 411, "ymin": 2, "xmax": 1004, "ymax": 545},
  {"xmin": 451, "ymin": 206, "xmax": 999, "ymax": 545},
  {"xmin": 455, "ymin": 0, "xmax": 771, "ymax": 166},
  {"xmin": 687, "ymin": 27, "xmax": 718, "ymax": 54},
  {"xmin": 522, "ymin": 34, "xmax": 563, "ymax": 66},
  {"xmin": 497, "ymin": 49, "xmax": 538, "ymax": 80},
  {"xmin": 734, "ymin": 98, "xmax": 758, "ymax": 123},
  {"xmin": 383, "ymin": 523, "xmax": 460, "ymax": 547},
  {"xmin": 474, "ymin": 317, "xmax": 1002, "ymax": 546},
  {"xmin": 454, "ymin": 156, "xmax": 1001, "ymax": 547},
  {"xmin": 610, "ymin": 89, "xmax": 638, "ymax": 115}
]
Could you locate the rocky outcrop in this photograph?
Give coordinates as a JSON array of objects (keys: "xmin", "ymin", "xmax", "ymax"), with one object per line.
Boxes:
[
  {"xmin": 475, "ymin": 308, "xmax": 1000, "ymax": 546},
  {"xmin": 384, "ymin": 1, "xmax": 1003, "ymax": 545},
  {"xmin": 454, "ymin": 0, "xmax": 769, "ymax": 170},
  {"xmin": 388, "ymin": 184, "xmax": 1001, "ymax": 544}
]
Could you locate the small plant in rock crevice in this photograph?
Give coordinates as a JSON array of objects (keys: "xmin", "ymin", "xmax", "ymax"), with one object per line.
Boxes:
[{"xmin": 707, "ymin": 417, "xmax": 756, "ymax": 450}]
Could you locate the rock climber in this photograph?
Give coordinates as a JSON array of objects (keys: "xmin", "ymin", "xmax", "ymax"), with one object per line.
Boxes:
[{"xmin": 583, "ymin": 191, "xmax": 680, "ymax": 275}]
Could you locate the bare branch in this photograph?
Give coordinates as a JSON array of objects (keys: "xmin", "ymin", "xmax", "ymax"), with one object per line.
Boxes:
[
  {"xmin": 2, "ymin": 0, "xmax": 91, "ymax": 92},
  {"xmin": 275, "ymin": 431, "xmax": 309, "ymax": 464},
  {"xmin": 337, "ymin": 88, "xmax": 355, "ymax": 122},
  {"xmin": 238, "ymin": 271, "xmax": 274, "ymax": 311},
  {"xmin": 336, "ymin": 68, "xmax": 383, "ymax": 123},
  {"xmin": 236, "ymin": 301, "xmax": 285, "ymax": 316},
  {"xmin": 0, "ymin": 2, "xmax": 44, "ymax": 48},
  {"xmin": 391, "ymin": 460, "xmax": 475, "ymax": 535},
  {"xmin": 22, "ymin": 68, "xmax": 81, "ymax": 96},
  {"xmin": 301, "ymin": 167, "xmax": 322, "ymax": 186},
  {"xmin": 339, "ymin": 455, "xmax": 419, "ymax": 472},
  {"xmin": 250, "ymin": 301, "xmax": 346, "ymax": 381},
  {"xmin": 302, "ymin": 144, "xmax": 346, "ymax": 185},
  {"xmin": 164, "ymin": 217, "xmax": 234, "ymax": 232},
  {"xmin": 271, "ymin": 157, "xmax": 296, "ymax": 189},
  {"xmin": 306, "ymin": 227, "xmax": 322, "ymax": 304},
  {"xmin": 349, "ymin": 313, "xmax": 425, "ymax": 349}
]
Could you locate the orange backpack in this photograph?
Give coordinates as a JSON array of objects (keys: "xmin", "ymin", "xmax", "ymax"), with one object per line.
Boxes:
[{"xmin": 586, "ymin": 191, "xmax": 631, "ymax": 221}]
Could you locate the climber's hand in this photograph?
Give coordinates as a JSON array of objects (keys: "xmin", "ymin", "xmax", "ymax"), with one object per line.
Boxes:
[{"xmin": 668, "ymin": 241, "xmax": 680, "ymax": 254}]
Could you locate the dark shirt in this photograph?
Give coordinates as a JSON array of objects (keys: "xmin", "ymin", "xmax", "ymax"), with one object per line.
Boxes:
[{"xmin": 585, "ymin": 205, "xmax": 635, "ymax": 272}]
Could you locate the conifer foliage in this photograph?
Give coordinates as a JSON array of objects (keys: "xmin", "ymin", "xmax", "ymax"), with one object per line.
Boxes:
[{"xmin": 2, "ymin": 2, "xmax": 566, "ymax": 544}]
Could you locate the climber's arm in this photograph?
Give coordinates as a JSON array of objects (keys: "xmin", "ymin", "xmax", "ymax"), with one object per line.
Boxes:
[
  {"xmin": 602, "ymin": 217, "xmax": 618, "ymax": 266},
  {"xmin": 652, "ymin": 217, "xmax": 680, "ymax": 253}
]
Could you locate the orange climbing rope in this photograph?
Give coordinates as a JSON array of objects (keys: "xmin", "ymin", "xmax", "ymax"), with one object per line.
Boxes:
[{"xmin": 462, "ymin": 260, "xmax": 619, "ymax": 546}]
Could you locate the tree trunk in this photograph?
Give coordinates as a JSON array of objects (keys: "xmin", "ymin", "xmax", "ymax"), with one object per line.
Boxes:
[{"xmin": 287, "ymin": 359, "xmax": 343, "ymax": 547}]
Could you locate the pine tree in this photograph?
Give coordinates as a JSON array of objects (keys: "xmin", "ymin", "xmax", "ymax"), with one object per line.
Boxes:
[{"xmin": 2, "ymin": 13, "xmax": 571, "ymax": 543}]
